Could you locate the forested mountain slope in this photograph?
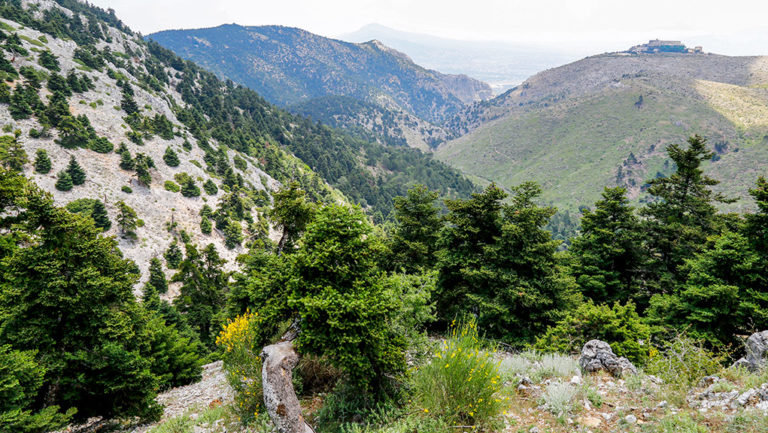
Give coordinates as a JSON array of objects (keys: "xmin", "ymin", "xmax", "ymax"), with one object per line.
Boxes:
[
  {"xmin": 0, "ymin": 0, "xmax": 474, "ymax": 282},
  {"xmin": 438, "ymin": 52, "xmax": 768, "ymax": 211},
  {"xmin": 148, "ymin": 24, "xmax": 492, "ymax": 149}
]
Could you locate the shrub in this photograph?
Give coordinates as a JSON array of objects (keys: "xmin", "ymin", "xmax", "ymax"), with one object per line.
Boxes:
[
  {"xmin": 121, "ymin": 185, "xmax": 133, "ymax": 193},
  {"xmin": 55, "ymin": 170, "xmax": 73, "ymax": 191},
  {"xmin": 203, "ymin": 179, "xmax": 218, "ymax": 195},
  {"xmin": 216, "ymin": 311, "xmax": 263, "ymax": 424},
  {"xmin": 646, "ymin": 335, "xmax": 726, "ymax": 392},
  {"xmin": 535, "ymin": 301, "xmax": 651, "ymax": 365},
  {"xmin": 90, "ymin": 136, "xmax": 114, "ymax": 153},
  {"xmin": 411, "ymin": 319, "xmax": 505, "ymax": 427},
  {"xmin": 532, "ymin": 354, "xmax": 580, "ymax": 382},
  {"xmin": 164, "ymin": 180, "xmax": 180, "ymax": 193},
  {"xmin": 163, "ymin": 146, "xmax": 180, "ymax": 167},
  {"xmin": 34, "ymin": 148, "xmax": 51, "ymax": 173},
  {"xmin": 541, "ymin": 382, "xmax": 576, "ymax": 418}
]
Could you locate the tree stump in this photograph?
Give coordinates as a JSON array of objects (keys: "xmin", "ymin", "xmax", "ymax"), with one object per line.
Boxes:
[{"xmin": 261, "ymin": 340, "xmax": 314, "ymax": 433}]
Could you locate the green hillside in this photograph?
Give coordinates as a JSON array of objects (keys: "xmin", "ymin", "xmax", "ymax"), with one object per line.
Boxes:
[{"xmin": 438, "ymin": 53, "xmax": 768, "ymax": 211}]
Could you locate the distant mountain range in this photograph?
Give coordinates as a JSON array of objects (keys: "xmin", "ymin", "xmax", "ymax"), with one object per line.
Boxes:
[
  {"xmin": 148, "ymin": 24, "xmax": 492, "ymax": 149},
  {"xmin": 340, "ymin": 23, "xmax": 585, "ymax": 94},
  {"xmin": 437, "ymin": 51, "xmax": 768, "ymax": 212}
]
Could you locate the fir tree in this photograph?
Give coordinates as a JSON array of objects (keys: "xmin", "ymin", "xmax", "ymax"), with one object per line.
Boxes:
[
  {"xmin": 91, "ymin": 200, "xmax": 111, "ymax": 231},
  {"xmin": 268, "ymin": 182, "xmax": 315, "ymax": 253},
  {"xmin": 180, "ymin": 177, "xmax": 200, "ymax": 198},
  {"xmin": 200, "ymin": 216, "xmax": 212, "ymax": 234},
  {"xmin": 120, "ymin": 85, "xmax": 139, "ymax": 114},
  {"xmin": 641, "ymin": 135, "xmax": 734, "ymax": 296},
  {"xmin": 9, "ymin": 83, "xmax": 33, "ymax": 120},
  {"xmin": 147, "ymin": 257, "xmax": 168, "ymax": 295},
  {"xmin": 119, "ymin": 149, "xmax": 135, "ymax": 170},
  {"xmin": 165, "ymin": 240, "xmax": 183, "ymax": 269},
  {"xmin": 0, "ymin": 135, "xmax": 27, "ymax": 172},
  {"xmin": 202, "ymin": 179, "xmax": 218, "ymax": 195},
  {"xmin": 116, "ymin": 200, "xmax": 138, "ymax": 240},
  {"xmin": 34, "ymin": 148, "xmax": 52, "ymax": 173},
  {"xmin": 388, "ymin": 184, "xmax": 442, "ymax": 272},
  {"xmin": 66, "ymin": 156, "xmax": 86, "ymax": 185},
  {"xmin": 570, "ymin": 187, "xmax": 644, "ymax": 304},
  {"xmin": 135, "ymin": 158, "xmax": 151, "ymax": 186},
  {"xmin": 163, "ymin": 146, "xmax": 179, "ymax": 167},
  {"xmin": 55, "ymin": 171, "xmax": 73, "ymax": 191}
]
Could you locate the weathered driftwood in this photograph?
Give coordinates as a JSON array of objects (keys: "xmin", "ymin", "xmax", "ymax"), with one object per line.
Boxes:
[{"xmin": 261, "ymin": 340, "xmax": 315, "ymax": 433}]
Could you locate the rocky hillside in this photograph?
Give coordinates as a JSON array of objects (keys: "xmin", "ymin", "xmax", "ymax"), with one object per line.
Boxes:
[
  {"xmin": 0, "ymin": 0, "xmax": 475, "ymax": 287},
  {"xmin": 148, "ymin": 24, "xmax": 492, "ymax": 148},
  {"xmin": 438, "ymin": 52, "xmax": 768, "ymax": 211}
]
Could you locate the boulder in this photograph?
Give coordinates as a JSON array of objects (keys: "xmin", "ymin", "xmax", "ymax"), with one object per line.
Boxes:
[
  {"xmin": 579, "ymin": 339, "xmax": 637, "ymax": 377},
  {"xmin": 733, "ymin": 331, "xmax": 768, "ymax": 372}
]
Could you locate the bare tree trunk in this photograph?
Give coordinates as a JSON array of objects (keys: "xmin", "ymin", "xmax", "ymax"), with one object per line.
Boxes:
[{"xmin": 261, "ymin": 340, "xmax": 315, "ymax": 433}]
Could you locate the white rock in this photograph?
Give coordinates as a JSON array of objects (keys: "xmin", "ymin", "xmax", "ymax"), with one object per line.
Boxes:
[{"xmin": 624, "ymin": 414, "xmax": 637, "ymax": 424}]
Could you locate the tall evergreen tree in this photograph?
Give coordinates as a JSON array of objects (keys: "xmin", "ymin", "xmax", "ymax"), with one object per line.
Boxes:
[
  {"xmin": 640, "ymin": 135, "xmax": 733, "ymax": 294},
  {"xmin": 91, "ymin": 200, "xmax": 111, "ymax": 231},
  {"xmin": 119, "ymin": 149, "xmax": 135, "ymax": 170},
  {"xmin": 34, "ymin": 148, "xmax": 52, "ymax": 174},
  {"xmin": 744, "ymin": 177, "xmax": 768, "ymax": 260},
  {"xmin": 164, "ymin": 240, "xmax": 183, "ymax": 269},
  {"xmin": 0, "ymin": 135, "xmax": 27, "ymax": 172},
  {"xmin": 268, "ymin": 182, "xmax": 315, "ymax": 253},
  {"xmin": 388, "ymin": 184, "xmax": 443, "ymax": 272},
  {"xmin": 172, "ymin": 243, "xmax": 228, "ymax": 348},
  {"xmin": 65, "ymin": 156, "xmax": 86, "ymax": 185},
  {"xmin": 570, "ymin": 187, "xmax": 644, "ymax": 304},
  {"xmin": 180, "ymin": 178, "xmax": 200, "ymax": 198},
  {"xmin": 116, "ymin": 200, "xmax": 138, "ymax": 240},
  {"xmin": 147, "ymin": 257, "xmax": 168, "ymax": 295}
]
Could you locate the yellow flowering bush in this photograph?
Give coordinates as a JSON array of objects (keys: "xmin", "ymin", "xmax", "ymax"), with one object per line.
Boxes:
[
  {"xmin": 216, "ymin": 311, "xmax": 263, "ymax": 424},
  {"xmin": 411, "ymin": 319, "xmax": 507, "ymax": 427}
]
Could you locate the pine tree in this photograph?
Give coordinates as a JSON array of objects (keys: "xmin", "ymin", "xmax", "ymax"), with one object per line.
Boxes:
[
  {"xmin": 745, "ymin": 177, "xmax": 768, "ymax": 259},
  {"xmin": 120, "ymin": 85, "xmax": 139, "ymax": 114},
  {"xmin": 388, "ymin": 184, "xmax": 442, "ymax": 272},
  {"xmin": 135, "ymin": 158, "xmax": 152, "ymax": 186},
  {"xmin": 66, "ymin": 156, "xmax": 86, "ymax": 185},
  {"xmin": 163, "ymin": 146, "xmax": 180, "ymax": 167},
  {"xmin": 55, "ymin": 170, "xmax": 73, "ymax": 191},
  {"xmin": 116, "ymin": 200, "xmax": 138, "ymax": 240},
  {"xmin": 570, "ymin": 187, "xmax": 644, "ymax": 304},
  {"xmin": 34, "ymin": 148, "xmax": 52, "ymax": 173},
  {"xmin": 164, "ymin": 240, "xmax": 183, "ymax": 269},
  {"xmin": 9, "ymin": 84, "xmax": 33, "ymax": 120},
  {"xmin": 91, "ymin": 200, "xmax": 111, "ymax": 231}
]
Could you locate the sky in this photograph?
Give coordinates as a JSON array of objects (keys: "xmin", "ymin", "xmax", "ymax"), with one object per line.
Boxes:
[{"xmin": 89, "ymin": 0, "xmax": 768, "ymax": 55}]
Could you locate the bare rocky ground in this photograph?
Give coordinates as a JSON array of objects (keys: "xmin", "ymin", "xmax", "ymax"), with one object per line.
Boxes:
[{"xmin": 1, "ymin": 9, "xmax": 283, "ymax": 294}]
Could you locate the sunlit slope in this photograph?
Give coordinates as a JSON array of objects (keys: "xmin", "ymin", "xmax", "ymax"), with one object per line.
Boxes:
[{"xmin": 437, "ymin": 53, "xmax": 768, "ymax": 211}]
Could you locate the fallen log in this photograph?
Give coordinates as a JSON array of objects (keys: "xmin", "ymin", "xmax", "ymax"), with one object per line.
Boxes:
[{"xmin": 261, "ymin": 340, "xmax": 315, "ymax": 433}]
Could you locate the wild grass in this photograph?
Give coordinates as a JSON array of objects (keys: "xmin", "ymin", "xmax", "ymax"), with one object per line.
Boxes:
[
  {"xmin": 532, "ymin": 354, "xmax": 580, "ymax": 382},
  {"xmin": 640, "ymin": 413, "xmax": 707, "ymax": 433}
]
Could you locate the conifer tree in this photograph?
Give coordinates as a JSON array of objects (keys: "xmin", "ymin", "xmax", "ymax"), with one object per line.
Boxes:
[
  {"xmin": 116, "ymin": 200, "xmax": 138, "ymax": 240},
  {"xmin": 268, "ymin": 182, "xmax": 315, "ymax": 253},
  {"xmin": 163, "ymin": 146, "xmax": 180, "ymax": 167},
  {"xmin": 9, "ymin": 83, "xmax": 33, "ymax": 120},
  {"xmin": 90, "ymin": 200, "xmax": 111, "ymax": 231},
  {"xmin": 641, "ymin": 135, "xmax": 734, "ymax": 294},
  {"xmin": 200, "ymin": 216, "xmax": 212, "ymax": 234},
  {"xmin": 172, "ymin": 243, "xmax": 228, "ymax": 348},
  {"xmin": 55, "ymin": 170, "xmax": 73, "ymax": 191},
  {"xmin": 0, "ymin": 135, "xmax": 27, "ymax": 172},
  {"xmin": 66, "ymin": 156, "xmax": 86, "ymax": 185},
  {"xmin": 34, "ymin": 148, "xmax": 52, "ymax": 173},
  {"xmin": 119, "ymin": 149, "xmax": 135, "ymax": 170},
  {"xmin": 120, "ymin": 84, "xmax": 139, "ymax": 114},
  {"xmin": 570, "ymin": 187, "xmax": 644, "ymax": 304},
  {"xmin": 165, "ymin": 240, "xmax": 183, "ymax": 269},
  {"xmin": 180, "ymin": 177, "xmax": 200, "ymax": 198},
  {"xmin": 135, "ymin": 158, "xmax": 151, "ymax": 186},
  {"xmin": 202, "ymin": 179, "xmax": 218, "ymax": 195},
  {"xmin": 147, "ymin": 257, "xmax": 168, "ymax": 295},
  {"xmin": 388, "ymin": 184, "xmax": 442, "ymax": 272}
]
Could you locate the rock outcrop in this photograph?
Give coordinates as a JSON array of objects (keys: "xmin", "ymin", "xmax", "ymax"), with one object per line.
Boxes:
[
  {"xmin": 733, "ymin": 331, "xmax": 768, "ymax": 371},
  {"xmin": 579, "ymin": 340, "xmax": 637, "ymax": 377}
]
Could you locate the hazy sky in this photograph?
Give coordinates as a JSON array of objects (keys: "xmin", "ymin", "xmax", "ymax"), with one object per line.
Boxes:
[{"xmin": 90, "ymin": 0, "xmax": 768, "ymax": 55}]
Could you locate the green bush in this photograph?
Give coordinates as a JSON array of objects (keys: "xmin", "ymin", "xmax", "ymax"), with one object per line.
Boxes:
[
  {"xmin": 646, "ymin": 335, "xmax": 726, "ymax": 391},
  {"xmin": 121, "ymin": 185, "xmax": 133, "ymax": 194},
  {"xmin": 411, "ymin": 319, "xmax": 506, "ymax": 428},
  {"xmin": 535, "ymin": 301, "xmax": 651, "ymax": 365},
  {"xmin": 164, "ymin": 180, "xmax": 180, "ymax": 193}
]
